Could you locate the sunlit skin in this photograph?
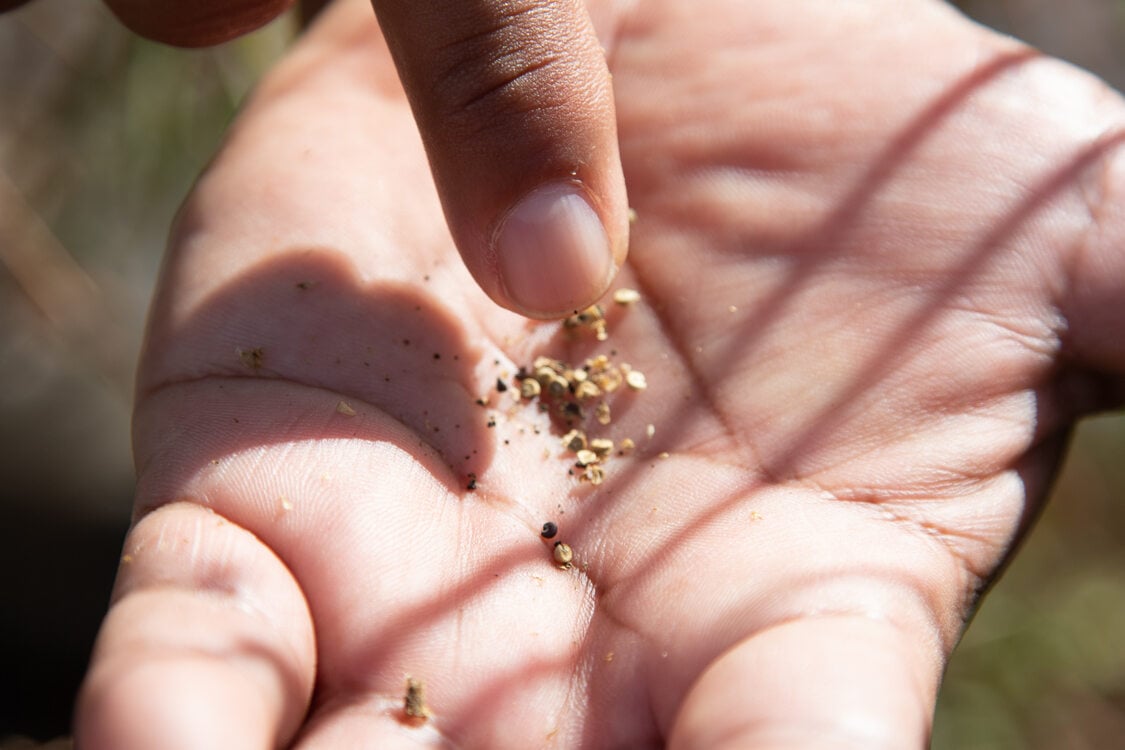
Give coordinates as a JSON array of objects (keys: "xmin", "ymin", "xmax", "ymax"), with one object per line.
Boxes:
[{"xmin": 76, "ymin": 1, "xmax": 1125, "ymax": 748}]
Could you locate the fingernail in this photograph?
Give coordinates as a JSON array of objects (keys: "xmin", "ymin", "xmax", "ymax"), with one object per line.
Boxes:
[{"xmin": 493, "ymin": 182, "xmax": 614, "ymax": 317}]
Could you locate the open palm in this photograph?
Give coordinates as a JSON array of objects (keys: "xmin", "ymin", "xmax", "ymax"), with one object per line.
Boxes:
[{"xmin": 77, "ymin": 1, "xmax": 1125, "ymax": 748}]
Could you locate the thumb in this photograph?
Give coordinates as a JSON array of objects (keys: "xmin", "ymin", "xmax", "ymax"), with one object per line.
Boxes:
[{"xmin": 371, "ymin": 0, "xmax": 628, "ymax": 318}]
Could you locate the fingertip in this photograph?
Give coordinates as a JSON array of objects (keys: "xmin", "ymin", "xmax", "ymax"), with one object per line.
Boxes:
[
  {"xmin": 492, "ymin": 181, "xmax": 622, "ymax": 319},
  {"xmin": 76, "ymin": 655, "xmax": 280, "ymax": 750},
  {"xmin": 102, "ymin": 0, "xmax": 293, "ymax": 47},
  {"xmin": 73, "ymin": 504, "xmax": 316, "ymax": 749}
]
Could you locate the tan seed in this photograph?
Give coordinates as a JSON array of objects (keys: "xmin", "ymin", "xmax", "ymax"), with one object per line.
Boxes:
[
  {"xmin": 589, "ymin": 438, "xmax": 614, "ymax": 457},
  {"xmin": 625, "ymin": 370, "xmax": 648, "ymax": 390},
  {"xmin": 574, "ymin": 380, "xmax": 601, "ymax": 401},
  {"xmin": 553, "ymin": 542, "xmax": 574, "ymax": 568},
  {"xmin": 613, "ymin": 288, "xmax": 641, "ymax": 305},
  {"xmin": 595, "ymin": 402, "xmax": 611, "ymax": 425},
  {"xmin": 519, "ymin": 378, "xmax": 541, "ymax": 399},
  {"xmin": 583, "ymin": 465, "xmax": 606, "ymax": 485},
  {"xmin": 562, "ymin": 429, "xmax": 587, "ymax": 452},
  {"xmin": 575, "ymin": 449, "xmax": 599, "ymax": 467},
  {"xmin": 404, "ymin": 678, "xmax": 431, "ymax": 721}
]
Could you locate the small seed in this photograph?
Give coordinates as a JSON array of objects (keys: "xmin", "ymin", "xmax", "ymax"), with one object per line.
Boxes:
[
  {"xmin": 613, "ymin": 288, "xmax": 641, "ymax": 305},
  {"xmin": 573, "ymin": 380, "xmax": 601, "ymax": 401},
  {"xmin": 618, "ymin": 437, "xmax": 635, "ymax": 455},
  {"xmin": 625, "ymin": 370, "xmax": 648, "ymax": 390},
  {"xmin": 589, "ymin": 438, "xmax": 614, "ymax": 457},
  {"xmin": 575, "ymin": 449, "xmax": 598, "ymax": 467},
  {"xmin": 519, "ymin": 378, "xmax": 541, "ymax": 399},
  {"xmin": 541, "ymin": 521, "xmax": 558, "ymax": 539},
  {"xmin": 495, "ymin": 377, "xmax": 508, "ymax": 393},
  {"xmin": 583, "ymin": 465, "xmax": 606, "ymax": 485},
  {"xmin": 553, "ymin": 541, "xmax": 573, "ymax": 568},
  {"xmin": 547, "ymin": 375, "xmax": 569, "ymax": 398},
  {"xmin": 646, "ymin": 423, "xmax": 656, "ymax": 439},
  {"xmin": 562, "ymin": 429, "xmax": 587, "ymax": 452},
  {"xmin": 404, "ymin": 678, "xmax": 431, "ymax": 721},
  {"xmin": 595, "ymin": 402, "xmax": 611, "ymax": 425}
]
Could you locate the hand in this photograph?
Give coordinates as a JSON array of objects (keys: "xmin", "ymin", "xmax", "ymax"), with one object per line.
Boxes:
[
  {"xmin": 75, "ymin": 0, "xmax": 1125, "ymax": 747},
  {"xmin": 3, "ymin": 0, "xmax": 629, "ymax": 317}
]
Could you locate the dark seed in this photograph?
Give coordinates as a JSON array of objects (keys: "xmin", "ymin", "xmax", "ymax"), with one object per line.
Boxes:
[
  {"xmin": 541, "ymin": 522, "xmax": 558, "ymax": 539},
  {"xmin": 496, "ymin": 378, "xmax": 508, "ymax": 393}
]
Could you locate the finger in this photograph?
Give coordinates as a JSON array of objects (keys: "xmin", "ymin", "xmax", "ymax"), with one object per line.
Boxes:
[
  {"xmin": 101, "ymin": 0, "xmax": 292, "ymax": 46},
  {"xmin": 74, "ymin": 503, "xmax": 316, "ymax": 750},
  {"xmin": 668, "ymin": 616, "xmax": 939, "ymax": 750},
  {"xmin": 372, "ymin": 0, "xmax": 628, "ymax": 318}
]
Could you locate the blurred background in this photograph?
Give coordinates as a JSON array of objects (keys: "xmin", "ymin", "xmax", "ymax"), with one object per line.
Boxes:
[{"xmin": 0, "ymin": 0, "xmax": 1123, "ymax": 746}]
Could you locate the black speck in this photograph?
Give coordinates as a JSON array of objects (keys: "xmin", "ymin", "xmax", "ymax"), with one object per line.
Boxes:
[
  {"xmin": 466, "ymin": 474, "xmax": 477, "ymax": 490},
  {"xmin": 403, "ymin": 339, "xmax": 411, "ymax": 346},
  {"xmin": 503, "ymin": 439, "xmax": 510, "ymax": 445},
  {"xmin": 486, "ymin": 417, "xmax": 497, "ymax": 428},
  {"xmin": 541, "ymin": 522, "xmax": 558, "ymax": 539},
  {"xmin": 433, "ymin": 353, "xmax": 441, "ymax": 360},
  {"xmin": 496, "ymin": 378, "xmax": 508, "ymax": 393},
  {"xmin": 424, "ymin": 274, "xmax": 431, "ymax": 281}
]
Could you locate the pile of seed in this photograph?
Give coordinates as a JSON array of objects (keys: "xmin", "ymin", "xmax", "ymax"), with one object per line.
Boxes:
[{"xmin": 513, "ymin": 294, "xmax": 647, "ymax": 485}]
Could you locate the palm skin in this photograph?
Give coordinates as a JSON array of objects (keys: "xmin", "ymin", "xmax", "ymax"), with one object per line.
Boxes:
[{"xmin": 77, "ymin": 0, "xmax": 1125, "ymax": 748}]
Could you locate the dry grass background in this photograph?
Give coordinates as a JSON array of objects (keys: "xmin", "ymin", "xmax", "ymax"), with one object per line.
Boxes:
[{"xmin": 0, "ymin": 0, "xmax": 1123, "ymax": 746}]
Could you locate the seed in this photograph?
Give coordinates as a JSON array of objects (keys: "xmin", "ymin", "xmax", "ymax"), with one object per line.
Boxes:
[
  {"xmin": 553, "ymin": 541, "xmax": 573, "ymax": 568},
  {"xmin": 547, "ymin": 375, "xmax": 569, "ymax": 398},
  {"xmin": 561, "ymin": 429, "xmax": 587, "ymax": 452},
  {"xmin": 573, "ymin": 380, "xmax": 601, "ymax": 401},
  {"xmin": 646, "ymin": 423, "xmax": 656, "ymax": 439},
  {"xmin": 404, "ymin": 678, "xmax": 431, "ymax": 721},
  {"xmin": 625, "ymin": 370, "xmax": 647, "ymax": 390},
  {"xmin": 618, "ymin": 437, "xmax": 635, "ymax": 455},
  {"xmin": 519, "ymin": 378, "xmax": 541, "ymax": 399},
  {"xmin": 575, "ymin": 449, "xmax": 598, "ymax": 467},
  {"xmin": 613, "ymin": 288, "xmax": 641, "ymax": 305},
  {"xmin": 583, "ymin": 465, "xmax": 606, "ymax": 485},
  {"xmin": 541, "ymin": 521, "xmax": 558, "ymax": 539},
  {"xmin": 335, "ymin": 400, "xmax": 356, "ymax": 416},
  {"xmin": 496, "ymin": 378, "xmax": 508, "ymax": 393},
  {"xmin": 595, "ymin": 402, "xmax": 611, "ymax": 425},
  {"xmin": 589, "ymin": 438, "xmax": 614, "ymax": 457},
  {"xmin": 535, "ymin": 366, "xmax": 557, "ymax": 386}
]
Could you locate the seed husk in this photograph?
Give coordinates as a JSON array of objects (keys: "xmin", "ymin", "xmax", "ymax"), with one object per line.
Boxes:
[
  {"xmin": 583, "ymin": 465, "xmax": 606, "ymax": 485},
  {"xmin": 519, "ymin": 378, "xmax": 541, "ymax": 399},
  {"xmin": 575, "ymin": 449, "xmax": 598, "ymax": 467},
  {"xmin": 613, "ymin": 288, "xmax": 641, "ymax": 305},
  {"xmin": 625, "ymin": 370, "xmax": 648, "ymax": 390},
  {"xmin": 562, "ymin": 428, "xmax": 587, "ymax": 452},
  {"xmin": 589, "ymin": 438, "xmax": 614, "ymax": 457},
  {"xmin": 404, "ymin": 678, "xmax": 431, "ymax": 721},
  {"xmin": 553, "ymin": 541, "xmax": 573, "ymax": 568}
]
